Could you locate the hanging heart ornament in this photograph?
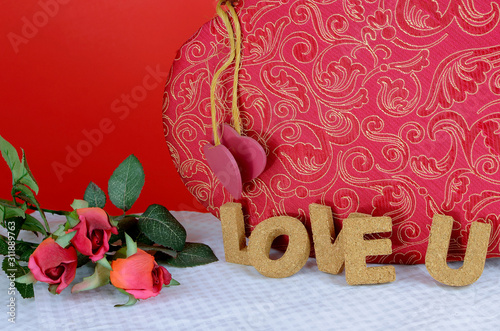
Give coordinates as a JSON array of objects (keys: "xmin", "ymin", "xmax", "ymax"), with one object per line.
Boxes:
[{"xmin": 203, "ymin": 1, "xmax": 267, "ymax": 199}]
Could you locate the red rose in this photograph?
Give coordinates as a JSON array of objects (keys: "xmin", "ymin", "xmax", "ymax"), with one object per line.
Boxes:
[
  {"xmin": 70, "ymin": 208, "xmax": 118, "ymax": 262},
  {"xmin": 28, "ymin": 237, "xmax": 78, "ymax": 294},
  {"xmin": 109, "ymin": 249, "xmax": 172, "ymax": 300}
]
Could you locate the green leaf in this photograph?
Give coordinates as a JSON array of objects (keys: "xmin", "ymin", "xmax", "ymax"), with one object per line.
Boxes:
[
  {"xmin": 0, "ymin": 236, "xmax": 37, "ymax": 261},
  {"xmin": 108, "ymin": 216, "xmax": 139, "ymax": 244},
  {"xmin": 125, "ymin": 233, "xmax": 137, "ymax": 258},
  {"xmin": 107, "ymin": 216, "xmax": 151, "ymax": 246},
  {"xmin": 138, "ymin": 204, "xmax": 186, "ymax": 251},
  {"xmin": 4, "ymin": 206, "xmax": 26, "ymax": 220},
  {"xmin": 0, "ymin": 134, "xmax": 21, "ymax": 185},
  {"xmin": 0, "ymin": 199, "xmax": 26, "ymax": 224},
  {"xmin": 84, "ymin": 182, "xmax": 106, "ymax": 208},
  {"xmin": 48, "ymin": 284, "xmax": 58, "ymax": 295},
  {"xmin": 70, "ymin": 199, "xmax": 89, "ymax": 210},
  {"xmin": 15, "ymin": 241, "xmax": 36, "ymax": 262},
  {"xmin": 115, "ymin": 288, "xmax": 138, "ymax": 307},
  {"xmin": 1, "ymin": 206, "xmax": 6, "ymax": 224},
  {"xmin": 21, "ymin": 214, "xmax": 47, "ymax": 236},
  {"xmin": 77, "ymin": 252, "xmax": 90, "ymax": 268},
  {"xmin": 72, "ymin": 263, "xmax": 110, "ymax": 294},
  {"xmin": 164, "ymin": 242, "xmax": 218, "ymax": 268},
  {"xmin": 167, "ymin": 278, "xmax": 180, "ymax": 287},
  {"xmin": 2, "ymin": 256, "xmax": 13, "ymax": 273},
  {"xmin": 108, "ymin": 233, "xmax": 122, "ymax": 246},
  {"xmin": 137, "ymin": 244, "xmax": 177, "ymax": 258},
  {"xmin": 136, "ymin": 232, "xmax": 155, "ymax": 246},
  {"xmin": 13, "ymin": 184, "xmax": 40, "ymax": 211},
  {"xmin": 2, "ymin": 257, "xmax": 34, "ymax": 298},
  {"xmin": 18, "ymin": 149, "xmax": 39, "ymax": 194},
  {"xmin": 96, "ymin": 257, "xmax": 113, "ymax": 271},
  {"xmin": 108, "ymin": 155, "xmax": 145, "ymax": 211},
  {"xmin": 0, "ymin": 237, "xmax": 8, "ymax": 255},
  {"xmin": 110, "ymin": 218, "xmax": 119, "ymax": 228},
  {"xmin": 18, "ymin": 246, "xmax": 35, "ymax": 262},
  {"xmin": 113, "ymin": 247, "xmax": 128, "ymax": 260},
  {"xmin": 17, "ymin": 272, "xmax": 35, "ymax": 298},
  {"xmin": 53, "ymin": 224, "xmax": 66, "ymax": 237},
  {"xmin": 0, "ymin": 137, "xmax": 39, "ymax": 194},
  {"xmin": 13, "ymin": 185, "xmax": 50, "ymax": 235},
  {"xmin": 55, "ymin": 231, "xmax": 76, "ymax": 248},
  {"xmin": 4, "ymin": 217, "xmax": 25, "ymax": 241},
  {"xmin": 16, "ymin": 271, "xmax": 36, "ymax": 284},
  {"xmin": 66, "ymin": 210, "xmax": 80, "ymax": 228}
]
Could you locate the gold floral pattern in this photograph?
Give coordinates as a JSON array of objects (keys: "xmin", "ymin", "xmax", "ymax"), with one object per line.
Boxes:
[{"xmin": 163, "ymin": 0, "xmax": 500, "ymax": 264}]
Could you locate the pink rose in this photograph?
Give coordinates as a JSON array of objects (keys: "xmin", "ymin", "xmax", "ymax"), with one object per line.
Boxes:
[
  {"xmin": 70, "ymin": 208, "xmax": 118, "ymax": 262},
  {"xmin": 28, "ymin": 237, "xmax": 78, "ymax": 294},
  {"xmin": 110, "ymin": 249, "xmax": 172, "ymax": 300}
]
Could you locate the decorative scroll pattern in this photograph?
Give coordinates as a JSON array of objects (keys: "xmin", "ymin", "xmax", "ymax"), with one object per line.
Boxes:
[{"xmin": 163, "ymin": 0, "xmax": 500, "ymax": 264}]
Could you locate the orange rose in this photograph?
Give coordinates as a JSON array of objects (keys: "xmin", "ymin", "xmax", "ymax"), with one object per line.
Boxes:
[
  {"xmin": 70, "ymin": 208, "xmax": 118, "ymax": 262},
  {"xmin": 110, "ymin": 249, "xmax": 172, "ymax": 300},
  {"xmin": 28, "ymin": 237, "xmax": 78, "ymax": 294}
]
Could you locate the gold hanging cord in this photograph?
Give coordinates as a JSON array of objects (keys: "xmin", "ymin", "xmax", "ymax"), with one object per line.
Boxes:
[{"xmin": 210, "ymin": 0, "xmax": 242, "ymax": 146}]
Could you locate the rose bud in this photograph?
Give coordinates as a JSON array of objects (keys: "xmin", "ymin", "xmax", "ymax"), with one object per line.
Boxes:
[
  {"xmin": 110, "ymin": 249, "xmax": 172, "ymax": 300},
  {"xmin": 70, "ymin": 208, "xmax": 118, "ymax": 262},
  {"xmin": 28, "ymin": 237, "xmax": 78, "ymax": 294}
]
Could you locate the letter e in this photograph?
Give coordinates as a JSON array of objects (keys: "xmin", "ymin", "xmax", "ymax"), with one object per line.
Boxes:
[{"xmin": 343, "ymin": 215, "xmax": 395, "ymax": 285}]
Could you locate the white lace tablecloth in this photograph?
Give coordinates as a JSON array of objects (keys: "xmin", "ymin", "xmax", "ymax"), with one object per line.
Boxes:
[{"xmin": 2, "ymin": 211, "xmax": 500, "ymax": 330}]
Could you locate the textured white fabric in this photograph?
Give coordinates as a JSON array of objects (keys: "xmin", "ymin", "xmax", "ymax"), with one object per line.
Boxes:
[{"xmin": 2, "ymin": 211, "xmax": 500, "ymax": 330}]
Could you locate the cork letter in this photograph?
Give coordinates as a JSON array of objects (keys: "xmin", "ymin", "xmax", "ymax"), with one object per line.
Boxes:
[
  {"xmin": 309, "ymin": 204, "xmax": 345, "ymax": 274},
  {"xmin": 343, "ymin": 216, "xmax": 395, "ymax": 285},
  {"xmin": 248, "ymin": 216, "xmax": 310, "ymax": 278},
  {"xmin": 220, "ymin": 202, "xmax": 251, "ymax": 265},
  {"xmin": 425, "ymin": 214, "xmax": 491, "ymax": 286}
]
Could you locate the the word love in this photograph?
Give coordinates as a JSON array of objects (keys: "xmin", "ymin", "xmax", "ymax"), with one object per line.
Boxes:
[{"xmin": 220, "ymin": 203, "xmax": 491, "ymax": 286}]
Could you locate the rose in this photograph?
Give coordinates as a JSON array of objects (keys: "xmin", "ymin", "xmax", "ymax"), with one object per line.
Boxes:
[
  {"xmin": 110, "ymin": 249, "xmax": 172, "ymax": 299},
  {"xmin": 70, "ymin": 207, "xmax": 118, "ymax": 262},
  {"xmin": 28, "ymin": 237, "xmax": 78, "ymax": 294}
]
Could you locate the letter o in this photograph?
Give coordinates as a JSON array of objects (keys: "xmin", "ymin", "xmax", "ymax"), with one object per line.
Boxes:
[{"xmin": 248, "ymin": 216, "xmax": 310, "ymax": 278}]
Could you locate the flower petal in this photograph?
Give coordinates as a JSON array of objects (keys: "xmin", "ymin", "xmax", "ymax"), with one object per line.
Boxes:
[
  {"xmin": 56, "ymin": 262, "xmax": 77, "ymax": 294},
  {"xmin": 28, "ymin": 255, "xmax": 51, "ymax": 283},
  {"xmin": 70, "ymin": 219, "xmax": 93, "ymax": 257},
  {"xmin": 110, "ymin": 249, "xmax": 154, "ymax": 291},
  {"xmin": 125, "ymin": 288, "xmax": 160, "ymax": 300},
  {"xmin": 28, "ymin": 237, "xmax": 77, "ymax": 291},
  {"xmin": 77, "ymin": 208, "xmax": 113, "ymax": 233},
  {"xmin": 71, "ymin": 207, "xmax": 117, "ymax": 261},
  {"xmin": 159, "ymin": 266, "xmax": 172, "ymax": 286}
]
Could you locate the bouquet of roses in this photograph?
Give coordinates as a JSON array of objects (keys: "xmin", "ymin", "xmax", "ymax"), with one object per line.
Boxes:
[{"xmin": 0, "ymin": 135, "xmax": 217, "ymax": 306}]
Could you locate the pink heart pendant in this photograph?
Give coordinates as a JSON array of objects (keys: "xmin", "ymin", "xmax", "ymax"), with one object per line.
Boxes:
[
  {"xmin": 219, "ymin": 124, "xmax": 267, "ymax": 183},
  {"xmin": 204, "ymin": 124, "xmax": 267, "ymax": 198},
  {"xmin": 203, "ymin": 143, "xmax": 243, "ymax": 199}
]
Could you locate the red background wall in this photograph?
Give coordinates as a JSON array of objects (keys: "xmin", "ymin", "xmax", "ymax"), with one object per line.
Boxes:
[{"xmin": 0, "ymin": 0, "xmax": 217, "ymax": 214}]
